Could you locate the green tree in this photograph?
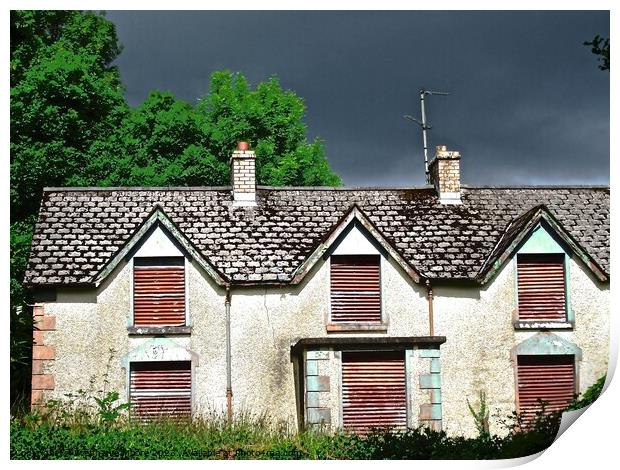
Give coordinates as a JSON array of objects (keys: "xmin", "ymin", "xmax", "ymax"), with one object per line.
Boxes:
[
  {"xmin": 199, "ymin": 71, "xmax": 340, "ymax": 187},
  {"xmin": 584, "ymin": 35, "xmax": 610, "ymax": 71},
  {"xmin": 11, "ymin": 10, "xmax": 127, "ymax": 222},
  {"xmin": 74, "ymin": 71, "xmax": 341, "ymax": 188},
  {"xmin": 69, "ymin": 91, "xmax": 229, "ymax": 187},
  {"xmin": 10, "ymin": 10, "xmax": 127, "ymax": 407},
  {"xmin": 10, "ymin": 218, "xmax": 36, "ymax": 407}
]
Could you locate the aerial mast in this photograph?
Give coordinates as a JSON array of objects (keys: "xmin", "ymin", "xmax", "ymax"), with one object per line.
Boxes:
[{"xmin": 404, "ymin": 88, "xmax": 451, "ymax": 184}]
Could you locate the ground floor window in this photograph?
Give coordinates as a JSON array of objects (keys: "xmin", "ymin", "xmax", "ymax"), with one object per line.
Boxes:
[
  {"xmin": 516, "ymin": 354, "xmax": 575, "ymax": 425},
  {"xmin": 341, "ymin": 350, "xmax": 407, "ymax": 432},
  {"xmin": 129, "ymin": 361, "xmax": 192, "ymax": 420}
]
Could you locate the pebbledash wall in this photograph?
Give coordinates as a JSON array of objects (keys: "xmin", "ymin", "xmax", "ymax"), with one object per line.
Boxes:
[
  {"xmin": 33, "ymin": 221, "xmax": 609, "ymax": 437},
  {"xmin": 434, "ymin": 255, "xmax": 609, "ymax": 436}
]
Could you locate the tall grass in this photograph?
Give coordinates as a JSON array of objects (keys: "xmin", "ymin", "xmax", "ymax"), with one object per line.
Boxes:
[
  {"xmin": 10, "ymin": 405, "xmax": 559, "ymax": 460},
  {"xmin": 11, "ymin": 375, "xmax": 604, "ymax": 460}
]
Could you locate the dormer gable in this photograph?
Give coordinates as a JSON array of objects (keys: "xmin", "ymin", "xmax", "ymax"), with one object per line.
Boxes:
[{"xmin": 93, "ymin": 206, "xmax": 226, "ymax": 287}]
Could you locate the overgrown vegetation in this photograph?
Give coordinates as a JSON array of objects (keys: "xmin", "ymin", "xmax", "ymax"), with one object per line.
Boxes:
[
  {"xmin": 9, "ymin": 410, "xmax": 558, "ymax": 460},
  {"xmin": 466, "ymin": 390, "xmax": 490, "ymax": 440},
  {"xmin": 11, "ymin": 374, "xmax": 607, "ymax": 460},
  {"xmin": 566, "ymin": 375, "xmax": 606, "ymax": 411}
]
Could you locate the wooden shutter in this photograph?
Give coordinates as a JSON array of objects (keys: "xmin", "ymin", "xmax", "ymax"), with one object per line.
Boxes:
[
  {"xmin": 331, "ymin": 255, "xmax": 381, "ymax": 323},
  {"xmin": 517, "ymin": 355, "xmax": 575, "ymax": 425},
  {"xmin": 130, "ymin": 361, "xmax": 192, "ymax": 420},
  {"xmin": 341, "ymin": 351, "xmax": 407, "ymax": 432},
  {"xmin": 517, "ymin": 254, "xmax": 566, "ymax": 320},
  {"xmin": 134, "ymin": 260, "xmax": 185, "ymax": 326}
]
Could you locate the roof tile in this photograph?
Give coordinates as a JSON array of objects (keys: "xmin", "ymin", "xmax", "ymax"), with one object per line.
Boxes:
[{"xmin": 24, "ymin": 186, "xmax": 609, "ymax": 286}]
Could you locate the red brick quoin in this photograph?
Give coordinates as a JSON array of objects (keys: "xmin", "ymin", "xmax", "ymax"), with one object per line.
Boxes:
[{"xmin": 31, "ymin": 304, "xmax": 56, "ymax": 408}]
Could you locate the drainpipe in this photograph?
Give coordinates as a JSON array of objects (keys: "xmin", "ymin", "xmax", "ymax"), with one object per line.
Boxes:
[
  {"xmin": 426, "ymin": 280, "xmax": 434, "ymax": 336},
  {"xmin": 225, "ymin": 285, "xmax": 233, "ymax": 422}
]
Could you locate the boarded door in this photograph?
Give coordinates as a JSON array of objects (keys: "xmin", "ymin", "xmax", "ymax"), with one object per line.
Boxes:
[
  {"xmin": 331, "ymin": 255, "xmax": 381, "ymax": 323},
  {"xmin": 130, "ymin": 361, "xmax": 192, "ymax": 420},
  {"xmin": 341, "ymin": 350, "xmax": 407, "ymax": 432},
  {"xmin": 517, "ymin": 254, "xmax": 566, "ymax": 320},
  {"xmin": 517, "ymin": 355, "xmax": 575, "ymax": 425}
]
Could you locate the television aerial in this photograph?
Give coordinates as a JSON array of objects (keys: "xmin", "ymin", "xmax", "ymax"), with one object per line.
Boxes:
[{"xmin": 404, "ymin": 88, "xmax": 451, "ymax": 184}]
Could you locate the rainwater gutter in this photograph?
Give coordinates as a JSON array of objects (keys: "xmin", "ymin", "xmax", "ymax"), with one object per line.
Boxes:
[
  {"xmin": 426, "ymin": 280, "xmax": 435, "ymax": 336},
  {"xmin": 225, "ymin": 285, "xmax": 233, "ymax": 421}
]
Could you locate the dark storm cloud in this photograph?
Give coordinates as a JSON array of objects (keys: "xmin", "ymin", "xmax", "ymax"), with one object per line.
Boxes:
[{"xmin": 106, "ymin": 10, "xmax": 609, "ymax": 186}]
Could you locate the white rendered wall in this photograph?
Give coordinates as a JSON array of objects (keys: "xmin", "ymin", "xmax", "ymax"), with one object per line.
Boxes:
[{"xmin": 39, "ymin": 224, "xmax": 609, "ymax": 434}]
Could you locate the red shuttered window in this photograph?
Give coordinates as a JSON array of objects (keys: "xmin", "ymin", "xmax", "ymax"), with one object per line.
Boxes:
[
  {"xmin": 517, "ymin": 254, "xmax": 567, "ymax": 321},
  {"xmin": 130, "ymin": 361, "xmax": 192, "ymax": 420},
  {"xmin": 330, "ymin": 255, "xmax": 382, "ymax": 324},
  {"xmin": 517, "ymin": 355, "xmax": 575, "ymax": 426},
  {"xmin": 341, "ymin": 351, "xmax": 407, "ymax": 432},
  {"xmin": 133, "ymin": 257, "xmax": 185, "ymax": 326}
]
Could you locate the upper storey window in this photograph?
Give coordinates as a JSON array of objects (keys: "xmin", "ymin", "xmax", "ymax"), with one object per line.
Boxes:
[
  {"xmin": 330, "ymin": 254, "xmax": 382, "ymax": 324},
  {"xmin": 133, "ymin": 257, "xmax": 185, "ymax": 326},
  {"xmin": 513, "ymin": 223, "xmax": 573, "ymax": 327},
  {"xmin": 517, "ymin": 253, "xmax": 567, "ymax": 321}
]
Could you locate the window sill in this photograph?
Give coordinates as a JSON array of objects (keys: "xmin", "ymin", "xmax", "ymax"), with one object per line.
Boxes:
[
  {"xmin": 513, "ymin": 320, "xmax": 573, "ymax": 330},
  {"xmin": 326, "ymin": 323, "xmax": 388, "ymax": 333},
  {"xmin": 127, "ymin": 326, "xmax": 192, "ymax": 335}
]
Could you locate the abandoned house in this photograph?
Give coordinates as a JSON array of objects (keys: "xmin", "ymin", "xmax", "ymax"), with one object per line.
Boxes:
[{"xmin": 24, "ymin": 143, "xmax": 610, "ymax": 435}]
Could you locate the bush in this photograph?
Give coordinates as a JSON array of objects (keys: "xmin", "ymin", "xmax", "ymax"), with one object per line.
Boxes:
[
  {"xmin": 566, "ymin": 375, "xmax": 606, "ymax": 411},
  {"xmin": 10, "ymin": 414, "xmax": 563, "ymax": 460},
  {"xmin": 17, "ymin": 379, "xmax": 608, "ymax": 460}
]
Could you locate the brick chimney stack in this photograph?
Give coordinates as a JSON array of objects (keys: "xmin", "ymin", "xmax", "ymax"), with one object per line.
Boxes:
[
  {"xmin": 429, "ymin": 145, "xmax": 461, "ymax": 204},
  {"xmin": 230, "ymin": 141, "xmax": 256, "ymax": 206}
]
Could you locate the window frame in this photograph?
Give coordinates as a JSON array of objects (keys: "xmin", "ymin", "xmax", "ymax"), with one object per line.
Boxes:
[
  {"xmin": 327, "ymin": 254, "xmax": 387, "ymax": 332},
  {"xmin": 338, "ymin": 348, "xmax": 409, "ymax": 431},
  {"xmin": 128, "ymin": 360, "xmax": 194, "ymax": 421},
  {"xmin": 128, "ymin": 255, "xmax": 191, "ymax": 333},
  {"xmin": 513, "ymin": 224, "xmax": 574, "ymax": 330},
  {"xmin": 511, "ymin": 333, "xmax": 582, "ymax": 428},
  {"xmin": 514, "ymin": 354, "xmax": 577, "ymax": 426}
]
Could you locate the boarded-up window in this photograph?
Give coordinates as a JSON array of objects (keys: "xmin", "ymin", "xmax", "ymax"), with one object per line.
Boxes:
[
  {"xmin": 133, "ymin": 257, "xmax": 185, "ymax": 326},
  {"xmin": 517, "ymin": 355, "xmax": 575, "ymax": 426},
  {"xmin": 330, "ymin": 255, "xmax": 381, "ymax": 323},
  {"xmin": 517, "ymin": 254, "xmax": 566, "ymax": 321},
  {"xmin": 341, "ymin": 351, "xmax": 407, "ymax": 432},
  {"xmin": 130, "ymin": 361, "xmax": 192, "ymax": 420}
]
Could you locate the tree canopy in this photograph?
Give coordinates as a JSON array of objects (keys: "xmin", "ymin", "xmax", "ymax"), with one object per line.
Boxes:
[
  {"xmin": 71, "ymin": 72, "xmax": 340, "ymax": 188},
  {"xmin": 11, "ymin": 10, "xmax": 128, "ymax": 222}
]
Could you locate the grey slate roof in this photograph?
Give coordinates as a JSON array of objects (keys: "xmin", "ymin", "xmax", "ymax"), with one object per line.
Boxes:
[{"xmin": 24, "ymin": 185, "xmax": 610, "ymax": 287}]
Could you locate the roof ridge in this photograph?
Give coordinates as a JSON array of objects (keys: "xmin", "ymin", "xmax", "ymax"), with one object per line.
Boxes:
[
  {"xmin": 43, "ymin": 185, "xmax": 436, "ymax": 192},
  {"xmin": 43, "ymin": 186, "xmax": 234, "ymax": 192},
  {"xmin": 462, "ymin": 184, "xmax": 609, "ymax": 190},
  {"xmin": 43, "ymin": 184, "xmax": 610, "ymax": 192}
]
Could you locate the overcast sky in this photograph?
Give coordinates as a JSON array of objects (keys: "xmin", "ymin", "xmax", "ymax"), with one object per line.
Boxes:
[{"xmin": 106, "ymin": 10, "xmax": 609, "ymax": 187}]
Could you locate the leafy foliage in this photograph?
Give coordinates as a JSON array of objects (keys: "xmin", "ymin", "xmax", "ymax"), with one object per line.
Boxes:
[
  {"xmin": 10, "ymin": 10, "xmax": 127, "ymax": 409},
  {"xmin": 10, "ymin": 402, "xmax": 566, "ymax": 460},
  {"xmin": 10, "ymin": 10, "xmax": 127, "ymax": 222},
  {"xmin": 71, "ymin": 72, "xmax": 341, "ymax": 188},
  {"xmin": 10, "ymin": 218, "xmax": 36, "ymax": 406},
  {"xmin": 17, "ymin": 374, "xmax": 607, "ymax": 459},
  {"xmin": 12, "ymin": 375, "xmax": 583, "ymax": 460},
  {"xmin": 566, "ymin": 375, "xmax": 606, "ymax": 411},
  {"xmin": 467, "ymin": 391, "xmax": 490, "ymax": 440},
  {"xmin": 584, "ymin": 35, "xmax": 610, "ymax": 71}
]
